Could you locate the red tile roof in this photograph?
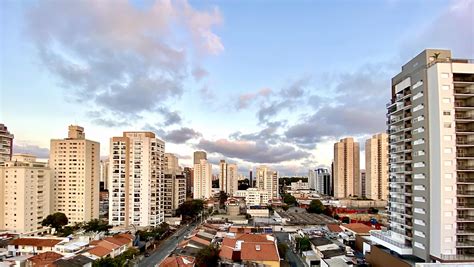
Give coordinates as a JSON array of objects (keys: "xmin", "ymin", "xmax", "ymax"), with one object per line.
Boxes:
[
  {"xmin": 160, "ymin": 255, "xmax": 195, "ymax": 267},
  {"xmin": 87, "ymin": 246, "xmax": 112, "ymax": 257},
  {"xmin": 9, "ymin": 238, "xmax": 63, "ymax": 247},
  {"xmin": 342, "ymin": 223, "xmax": 373, "ymax": 234},
  {"xmin": 190, "ymin": 236, "xmax": 211, "ymax": 246},
  {"xmin": 240, "ymin": 242, "xmax": 279, "ymax": 262},
  {"xmin": 95, "ymin": 240, "xmax": 120, "ymax": 250},
  {"xmin": 103, "ymin": 236, "xmax": 130, "ymax": 246},
  {"xmin": 28, "ymin": 251, "xmax": 63, "ymax": 266},
  {"xmin": 327, "ymin": 224, "xmax": 343, "ymax": 233},
  {"xmin": 219, "ymin": 245, "xmax": 235, "ymax": 260}
]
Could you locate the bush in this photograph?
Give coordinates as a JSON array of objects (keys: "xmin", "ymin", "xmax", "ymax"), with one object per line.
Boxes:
[{"xmin": 307, "ymin": 200, "xmax": 325, "ymax": 214}]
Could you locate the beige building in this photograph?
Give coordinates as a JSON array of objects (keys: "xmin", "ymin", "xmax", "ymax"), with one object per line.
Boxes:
[
  {"xmin": 164, "ymin": 153, "xmax": 180, "ymax": 173},
  {"xmin": 365, "ymin": 133, "xmax": 389, "ymax": 200},
  {"xmin": 0, "ymin": 154, "xmax": 52, "ymax": 233},
  {"xmin": 193, "ymin": 159, "xmax": 212, "ymax": 199},
  {"xmin": 256, "ymin": 166, "xmax": 279, "ymax": 200},
  {"xmin": 109, "ymin": 131, "xmax": 165, "ymax": 227},
  {"xmin": 234, "ymin": 188, "xmax": 270, "ymax": 206},
  {"xmin": 193, "ymin": 151, "xmax": 207, "ymax": 165},
  {"xmin": 0, "ymin": 124, "xmax": 14, "ymax": 164},
  {"xmin": 163, "ymin": 173, "xmax": 186, "ymax": 217},
  {"xmin": 100, "ymin": 159, "xmax": 109, "ymax": 191},
  {"xmin": 333, "ymin": 137, "xmax": 360, "ymax": 198},
  {"xmin": 50, "ymin": 125, "xmax": 99, "ymax": 223},
  {"xmin": 219, "ymin": 160, "xmax": 239, "ymax": 196}
]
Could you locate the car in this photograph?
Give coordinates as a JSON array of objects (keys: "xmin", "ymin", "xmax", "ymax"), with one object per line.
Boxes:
[{"xmin": 144, "ymin": 252, "xmax": 150, "ymax": 257}]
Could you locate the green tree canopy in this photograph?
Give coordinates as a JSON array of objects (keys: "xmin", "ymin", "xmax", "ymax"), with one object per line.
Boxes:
[
  {"xmin": 83, "ymin": 219, "xmax": 112, "ymax": 233},
  {"xmin": 41, "ymin": 212, "xmax": 68, "ymax": 230},
  {"xmin": 307, "ymin": 199, "xmax": 325, "ymax": 214},
  {"xmin": 283, "ymin": 194, "xmax": 297, "ymax": 206},
  {"xmin": 177, "ymin": 199, "xmax": 204, "ymax": 218},
  {"xmin": 195, "ymin": 244, "xmax": 220, "ymax": 267},
  {"xmin": 277, "ymin": 243, "xmax": 288, "ymax": 259}
]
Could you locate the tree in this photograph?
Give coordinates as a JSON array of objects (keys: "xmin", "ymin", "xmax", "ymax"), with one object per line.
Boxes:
[
  {"xmin": 307, "ymin": 199, "xmax": 325, "ymax": 214},
  {"xmin": 177, "ymin": 199, "xmax": 204, "ymax": 218},
  {"xmin": 42, "ymin": 212, "xmax": 68, "ymax": 230},
  {"xmin": 195, "ymin": 244, "xmax": 220, "ymax": 267},
  {"xmin": 219, "ymin": 191, "xmax": 228, "ymax": 208},
  {"xmin": 83, "ymin": 219, "xmax": 112, "ymax": 233},
  {"xmin": 283, "ymin": 194, "xmax": 297, "ymax": 206},
  {"xmin": 295, "ymin": 236, "xmax": 311, "ymax": 252},
  {"xmin": 282, "ymin": 205, "xmax": 289, "ymax": 211},
  {"xmin": 277, "ymin": 243, "xmax": 288, "ymax": 258},
  {"xmin": 368, "ymin": 207, "xmax": 379, "ymax": 214}
]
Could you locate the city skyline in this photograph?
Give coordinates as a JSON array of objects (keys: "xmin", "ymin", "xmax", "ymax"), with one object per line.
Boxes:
[{"xmin": 2, "ymin": 0, "xmax": 473, "ymax": 175}]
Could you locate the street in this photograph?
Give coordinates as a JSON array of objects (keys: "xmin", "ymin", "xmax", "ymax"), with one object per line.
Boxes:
[
  {"xmin": 138, "ymin": 222, "xmax": 198, "ymax": 267},
  {"xmin": 275, "ymin": 232, "xmax": 306, "ymax": 267}
]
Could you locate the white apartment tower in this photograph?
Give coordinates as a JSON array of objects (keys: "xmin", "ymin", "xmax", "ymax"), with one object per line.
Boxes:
[
  {"xmin": 365, "ymin": 133, "xmax": 389, "ymax": 200},
  {"xmin": 0, "ymin": 154, "xmax": 52, "ymax": 233},
  {"xmin": 256, "ymin": 166, "xmax": 279, "ymax": 200},
  {"xmin": 219, "ymin": 160, "xmax": 239, "ymax": 196},
  {"xmin": 370, "ymin": 49, "xmax": 474, "ymax": 262},
  {"xmin": 219, "ymin": 160, "xmax": 227, "ymax": 193},
  {"xmin": 0, "ymin": 124, "xmax": 13, "ymax": 164},
  {"xmin": 109, "ymin": 132, "xmax": 165, "ymax": 227},
  {"xmin": 333, "ymin": 137, "xmax": 360, "ymax": 198},
  {"xmin": 193, "ymin": 159, "xmax": 212, "ymax": 199},
  {"xmin": 50, "ymin": 125, "xmax": 99, "ymax": 223}
]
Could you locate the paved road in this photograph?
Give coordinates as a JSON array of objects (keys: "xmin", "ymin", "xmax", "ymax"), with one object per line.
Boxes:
[
  {"xmin": 138, "ymin": 222, "xmax": 198, "ymax": 267},
  {"xmin": 275, "ymin": 232, "xmax": 307, "ymax": 267}
]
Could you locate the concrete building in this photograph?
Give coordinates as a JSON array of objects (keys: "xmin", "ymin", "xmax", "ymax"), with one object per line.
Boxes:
[
  {"xmin": 193, "ymin": 151, "xmax": 207, "ymax": 165},
  {"xmin": 50, "ymin": 125, "xmax": 99, "ymax": 223},
  {"xmin": 99, "ymin": 159, "xmax": 109, "ymax": 191},
  {"xmin": 333, "ymin": 137, "xmax": 360, "ymax": 198},
  {"xmin": 308, "ymin": 169, "xmax": 316, "ymax": 190},
  {"xmin": 219, "ymin": 160, "xmax": 227, "ymax": 193},
  {"xmin": 164, "ymin": 153, "xmax": 180, "ymax": 173},
  {"xmin": 256, "ymin": 166, "xmax": 279, "ymax": 200},
  {"xmin": 108, "ymin": 131, "xmax": 165, "ymax": 227},
  {"xmin": 360, "ymin": 169, "xmax": 367, "ymax": 198},
  {"xmin": 183, "ymin": 167, "xmax": 193, "ymax": 198},
  {"xmin": 193, "ymin": 159, "xmax": 212, "ymax": 199},
  {"xmin": 0, "ymin": 154, "xmax": 52, "ymax": 233},
  {"xmin": 370, "ymin": 49, "xmax": 474, "ymax": 262},
  {"xmin": 365, "ymin": 133, "xmax": 389, "ymax": 200},
  {"xmin": 316, "ymin": 168, "xmax": 332, "ymax": 196},
  {"xmin": 163, "ymin": 173, "xmax": 186, "ymax": 217},
  {"xmin": 0, "ymin": 124, "xmax": 14, "ymax": 164},
  {"xmin": 234, "ymin": 188, "xmax": 270, "ymax": 206},
  {"xmin": 219, "ymin": 160, "xmax": 238, "ymax": 196},
  {"xmin": 290, "ymin": 180, "xmax": 309, "ymax": 190}
]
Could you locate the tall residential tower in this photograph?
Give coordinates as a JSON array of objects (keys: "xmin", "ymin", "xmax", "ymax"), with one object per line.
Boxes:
[
  {"xmin": 333, "ymin": 137, "xmax": 360, "ymax": 198},
  {"xmin": 365, "ymin": 133, "xmax": 389, "ymax": 200}
]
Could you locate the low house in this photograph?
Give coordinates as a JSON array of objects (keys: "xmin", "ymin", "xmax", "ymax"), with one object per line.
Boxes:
[
  {"xmin": 160, "ymin": 255, "xmax": 195, "ymax": 267},
  {"xmin": 219, "ymin": 234, "xmax": 280, "ymax": 267},
  {"xmin": 8, "ymin": 238, "xmax": 66, "ymax": 256},
  {"xmin": 26, "ymin": 251, "xmax": 63, "ymax": 267},
  {"xmin": 82, "ymin": 234, "xmax": 133, "ymax": 260},
  {"xmin": 54, "ymin": 255, "xmax": 93, "ymax": 267}
]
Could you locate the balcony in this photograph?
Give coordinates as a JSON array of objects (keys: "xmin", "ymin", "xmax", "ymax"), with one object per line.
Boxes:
[
  {"xmin": 458, "ymin": 177, "xmax": 474, "ymax": 184},
  {"xmin": 458, "ymin": 190, "xmax": 474, "ymax": 196},
  {"xmin": 457, "ymin": 229, "xmax": 474, "ymax": 235},
  {"xmin": 370, "ymin": 230, "xmax": 413, "ymax": 255},
  {"xmin": 457, "ymin": 138, "xmax": 474, "ymax": 146},
  {"xmin": 456, "ymin": 240, "xmax": 474, "ymax": 247},
  {"xmin": 457, "ymin": 203, "xmax": 474, "ymax": 209},
  {"xmin": 458, "ymin": 164, "xmax": 474, "ymax": 171}
]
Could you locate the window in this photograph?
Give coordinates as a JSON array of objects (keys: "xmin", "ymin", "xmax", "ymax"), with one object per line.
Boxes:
[
  {"xmin": 415, "ymin": 230, "xmax": 426, "ymax": 238},
  {"xmin": 444, "ymin": 123, "xmax": 452, "ymax": 128},
  {"xmin": 414, "ymin": 208, "xmax": 425, "ymax": 214},
  {"xmin": 414, "ymin": 242, "xmax": 425, "ymax": 250},
  {"xmin": 442, "ymin": 98, "xmax": 451, "ymax": 104},
  {"xmin": 415, "ymin": 196, "xmax": 426, "ymax": 202},
  {"xmin": 442, "ymin": 85, "xmax": 451, "ymax": 90},
  {"xmin": 443, "ymin": 111, "xmax": 451, "ymax": 116},
  {"xmin": 444, "ymin": 135, "xmax": 452, "ymax": 141},
  {"xmin": 441, "ymin": 73, "xmax": 450, "ymax": 78}
]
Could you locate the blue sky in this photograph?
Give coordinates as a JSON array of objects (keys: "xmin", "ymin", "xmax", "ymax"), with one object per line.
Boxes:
[{"xmin": 1, "ymin": 0, "xmax": 473, "ymax": 175}]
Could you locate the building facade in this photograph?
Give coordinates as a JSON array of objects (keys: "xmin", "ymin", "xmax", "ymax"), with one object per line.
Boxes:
[
  {"xmin": 99, "ymin": 159, "xmax": 109, "ymax": 191},
  {"xmin": 163, "ymin": 173, "xmax": 186, "ymax": 217},
  {"xmin": 234, "ymin": 188, "xmax": 270, "ymax": 206},
  {"xmin": 371, "ymin": 49, "xmax": 474, "ymax": 262},
  {"xmin": 193, "ymin": 159, "xmax": 212, "ymax": 199},
  {"xmin": 0, "ymin": 124, "xmax": 13, "ymax": 164},
  {"xmin": 256, "ymin": 166, "xmax": 279, "ymax": 200},
  {"xmin": 316, "ymin": 168, "xmax": 332, "ymax": 196},
  {"xmin": 164, "ymin": 153, "xmax": 180, "ymax": 173},
  {"xmin": 0, "ymin": 154, "xmax": 52, "ymax": 233},
  {"xmin": 183, "ymin": 167, "xmax": 193, "ymax": 198},
  {"xmin": 50, "ymin": 125, "xmax": 99, "ymax": 223},
  {"xmin": 193, "ymin": 151, "xmax": 207, "ymax": 165},
  {"xmin": 365, "ymin": 133, "xmax": 389, "ymax": 200},
  {"xmin": 108, "ymin": 131, "xmax": 165, "ymax": 227},
  {"xmin": 333, "ymin": 137, "xmax": 360, "ymax": 198}
]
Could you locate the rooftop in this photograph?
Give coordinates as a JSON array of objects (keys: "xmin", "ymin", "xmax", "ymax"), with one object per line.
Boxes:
[
  {"xmin": 55, "ymin": 255, "xmax": 94, "ymax": 267},
  {"xmin": 27, "ymin": 251, "xmax": 63, "ymax": 265},
  {"xmin": 240, "ymin": 242, "xmax": 279, "ymax": 262},
  {"xmin": 341, "ymin": 223, "xmax": 373, "ymax": 235},
  {"xmin": 9, "ymin": 238, "xmax": 64, "ymax": 247}
]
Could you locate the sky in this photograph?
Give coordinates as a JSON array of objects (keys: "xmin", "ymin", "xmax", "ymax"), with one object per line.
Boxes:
[{"xmin": 1, "ymin": 0, "xmax": 473, "ymax": 175}]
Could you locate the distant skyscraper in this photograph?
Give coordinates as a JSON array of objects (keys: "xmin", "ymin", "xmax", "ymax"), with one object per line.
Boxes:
[
  {"xmin": 193, "ymin": 159, "xmax": 212, "ymax": 199},
  {"xmin": 256, "ymin": 166, "xmax": 279, "ymax": 199},
  {"xmin": 360, "ymin": 169, "xmax": 366, "ymax": 198},
  {"xmin": 0, "ymin": 124, "xmax": 14, "ymax": 164},
  {"xmin": 109, "ymin": 131, "xmax": 165, "ymax": 227},
  {"xmin": 164, "ymin": 153, "xmax": 180, "ymax": 173},
  {"xmin": 315, "ymin": 168, "xmax": 331, "ymax": 195},
  {"xmin": 0, "ymin": 154, "xmax": 52, "ymax": 233},
  {"xmin": 249, "ymin": 170, "xmax": 253, "ymax": 187},
  {"xmin": 219, "ymin": 160, "xmax": 227, "ymax": 192},
  {"xmin": 308, "ymin": 169, "xmax": 316, "ymax": 190},
  {"xmin": 193, "ymin": 151, "xmax": 207, "ymax": 165},
  {"xmin": 99, "ymin": 159, "xmax": 109, "ymax": 191},
  {"xmin": 370, "ymin": 49, "xmax": 474, "ymax": 262},
  {"xmin": 50, "ymin": 125, "xmax": 99, "ymax": 223},
  {"xmin": 365, "ymin": 133, "xmax": 389, "ymax": 200},
  {"xmin": 333, "ymin": 137, "xmax": 360, "ymax": 198},
  {"xmin": 227, "ymin": 163, "xmax": 238, "ymax": 196}
]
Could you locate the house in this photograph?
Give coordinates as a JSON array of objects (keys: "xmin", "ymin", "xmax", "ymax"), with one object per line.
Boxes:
[
  {"xmin": 160, "ymin": 255, "xmax": 195, "ymax": 267},
  {"xmin": 26, "ymin": 251, "xmax": 63, "ymax": 267},
  {"xmin": 8, "ymin": 238, "xmax": 66, "ymax": 256},
  {"xmin": 219, "ymin": 234, "xmax": 280, "ymax": 267},
  {"xmin": 340, "ymin": 223, "xmax": 372, "ymax": 236},
  {"xmin": 83, "ymin": 234, "xmax": 133, "ymax": 259},
  {"xmin": 54, "ymin": 255, "xmax": 93, "ymax": 267}
]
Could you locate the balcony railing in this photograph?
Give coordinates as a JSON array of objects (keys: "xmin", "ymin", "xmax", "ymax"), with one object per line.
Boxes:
[
  {"xmin": 370, "ymin": 231, "xmax": 412, "ymax": 248},
  {"xmin": 438, "ymin": 254, "xmax": 474, "ymax": 261},
  {"xmin": 458, "ymin": 165, "xmax": 474, "ymax": 170},
  {"xmin": 457, "ymin": 215, "xmax": 474, "ymax": 221},
  {"xmin": 456, "ymin": 240, "xmax": 474, "ymax": 247}
]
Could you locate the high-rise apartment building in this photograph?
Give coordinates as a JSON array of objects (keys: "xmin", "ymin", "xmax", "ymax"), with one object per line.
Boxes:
[
  {"xmin": 0, "ymin": 124, "xmax": 14, "ymax": 164},
  {"xmin": 193, "ymin": 151, "xmax": 207, "ymax": 165},
  {"xmin": 315, "ymin": 168, "xmax": 332, "ymax": 196},
  {"xmin": 163, "ymin": 173, "xmax": 186, "ymax": 217},
  {"xmin": 183, "ymin": 167, "xmax": 193, "ymax": 198},
  {"xmin": 193, "ymin": 159, "xmax": 212, "ymax": 199},
  {"xmin": 308, "ymin": 169, "xmax": 316, "ymax": 190},
  {"xmin": 333, "ymin": 137, "xmax": 360, "ymax": 198},
  {"xmin": 360, "ymin": 169, "xmax": 366, "ymax": 198},
  {"xmin": 109, "ymin": 131, "xmax": 165, "ymax": 227},
  {"xmin": 371, "ymin": 49, "xmax": 474, "ymax": 262},
  {"xmin": 0, "ymin": 154, "xmax": 52, "ymax": 233},
  {"xmin": 164, "ymin": 153, "xmax": 180, "ymax": 173},
  {"xmin": 365, "ymin": 133, "xmax": 389, "ymax": 200},
  {"xmin": 99, "ymin": 159, "xmax": 109, "ymax": 191},
  {"xmin": 218, "ymin": 160, "xmax": 239, "ymax": 196},
  {"xmin": 256, "ymin": 166, "xmax": 279, "ymax": 200},
  {"xmin": 50, "ymin": 125, "xmax": 99, "ymax": 223}
]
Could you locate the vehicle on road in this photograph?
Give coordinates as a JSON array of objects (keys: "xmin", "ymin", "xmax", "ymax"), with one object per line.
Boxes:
[{"xmin": 144, "ymin": 252, "xmax": 150, "ymax": 257}]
